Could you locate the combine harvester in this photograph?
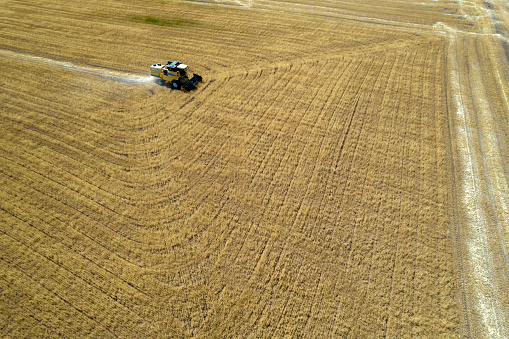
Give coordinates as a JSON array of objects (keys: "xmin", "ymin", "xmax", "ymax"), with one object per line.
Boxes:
[{"xmin": 150, "ymin": 61, "xmax": 202, "ymax": 91}]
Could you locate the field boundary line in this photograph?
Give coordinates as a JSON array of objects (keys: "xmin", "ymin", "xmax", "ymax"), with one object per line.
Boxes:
[{"xmin": 446, "ymin": 25, "xmax": 508, "ymax": 337}]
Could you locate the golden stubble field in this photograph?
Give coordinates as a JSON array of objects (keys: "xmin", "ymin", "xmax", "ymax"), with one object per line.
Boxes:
[{"xmin": 1, "ymin": 0, "xmax": 508, "ymax": 337}]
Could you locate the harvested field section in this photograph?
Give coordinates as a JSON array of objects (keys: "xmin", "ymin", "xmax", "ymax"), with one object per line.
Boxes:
[
  {"xmin": 1, "ymin": 33, "xmax": 459, "ymax": 336},
  {"xmin": 9, "ymin": 0, "xmax": 508, "ymax": 336},
  {"xmin": 191, "ymin": 42, "xmax": 458, "ymax": 337},
  {"xmin": 201, "ymin": 0, "xmax": 466, "ymax": 29},
  {"xmin": 446, "ymin": 29, "xmax": 509, "ymax": 338}
]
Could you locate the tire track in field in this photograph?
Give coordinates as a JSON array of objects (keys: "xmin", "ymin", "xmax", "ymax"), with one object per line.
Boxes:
[
  {"xmin": 241, "ymin": 58, "xmax": 353, "ymax": 334},
  {"xmin": 0, "ymin": 49, "xmax": 155, "ymax": 84},
  {"xmin": 445, "ymin": 18, "xmax": 509, "ymax": 338}
]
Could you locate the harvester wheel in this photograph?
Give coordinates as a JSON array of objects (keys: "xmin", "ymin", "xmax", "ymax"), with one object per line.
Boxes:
[{"xmin": 171, "ymin": 80, "xmax": 181, "ymax": 90}]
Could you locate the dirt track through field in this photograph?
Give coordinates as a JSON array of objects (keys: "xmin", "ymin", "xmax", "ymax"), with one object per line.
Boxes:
[{"xmin": 0, "ymin": 49, "xmax": 155, "ymax": 84}]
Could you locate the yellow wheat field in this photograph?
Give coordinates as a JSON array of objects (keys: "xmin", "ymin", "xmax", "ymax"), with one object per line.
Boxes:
[{"xmin": 1, "ymin": 0, "xmax": 508, "ymax": 337}]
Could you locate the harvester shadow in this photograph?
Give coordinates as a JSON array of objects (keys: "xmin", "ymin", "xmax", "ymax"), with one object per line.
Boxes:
[
  {"xmin": 153, "ymin": 78, "xmax": 174, "ymax": 89},
  {"xmin": 154, "ymin": 76, "xmax": 203, "ymax": 91}
]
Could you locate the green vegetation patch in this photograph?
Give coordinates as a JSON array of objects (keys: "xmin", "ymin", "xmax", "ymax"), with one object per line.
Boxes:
[{"xmin": 131, "ymin": 16, "xmax": 196, "ymax": 27}]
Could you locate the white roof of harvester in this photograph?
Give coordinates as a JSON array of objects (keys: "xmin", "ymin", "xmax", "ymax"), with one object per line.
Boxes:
[{"xmin": 168, "ymin": 61, "xmax": 188, "ymax": 69}]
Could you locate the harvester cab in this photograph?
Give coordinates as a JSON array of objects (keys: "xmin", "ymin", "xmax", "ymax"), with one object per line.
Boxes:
[{"xmin": 150, "ymin": 61, "xmax": 202, "ymax": 91}]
